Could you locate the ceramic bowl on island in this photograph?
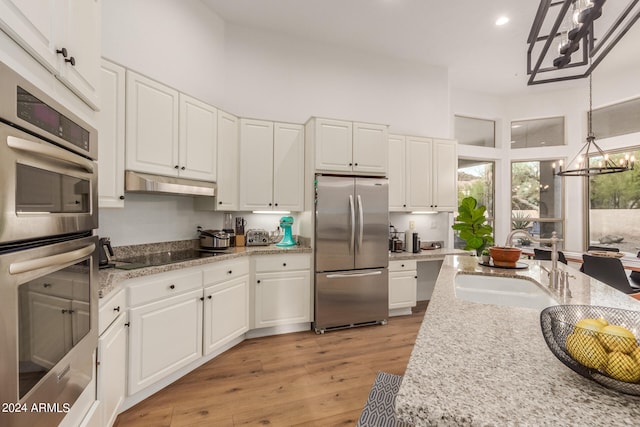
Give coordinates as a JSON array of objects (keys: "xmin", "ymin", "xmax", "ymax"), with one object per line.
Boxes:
[{"xmin": 489, "ymin": 246, "xmax": 522, "ymax": 267}]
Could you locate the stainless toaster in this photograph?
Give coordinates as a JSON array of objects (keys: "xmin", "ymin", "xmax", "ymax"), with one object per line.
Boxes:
[{"xmin": 246, "ymin": 229, "xmax": 270, "ymax": 246}]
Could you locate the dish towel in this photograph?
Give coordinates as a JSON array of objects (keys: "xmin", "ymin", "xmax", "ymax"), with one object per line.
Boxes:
[{"xmin": 356, "ymin": 371, "xmax": 412, "ymax": 427}]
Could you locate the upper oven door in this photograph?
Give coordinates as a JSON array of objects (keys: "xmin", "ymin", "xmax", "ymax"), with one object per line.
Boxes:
[{"xmin": 0, "ymin": 123, "xmax": 98, "ymax": 244}]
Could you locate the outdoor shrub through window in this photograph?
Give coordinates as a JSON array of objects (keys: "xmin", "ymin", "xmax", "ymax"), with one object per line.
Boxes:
[
  {"xmin": 588, "ymin": 148, "xmax": 640, "ymax": 254},
  {"xmin": 455, "ymin": 160, "xmax": 494, "ymax": 249},
  {"xmin": 511, "ymin": 160, "xmax": 564, "ymax": 248}
]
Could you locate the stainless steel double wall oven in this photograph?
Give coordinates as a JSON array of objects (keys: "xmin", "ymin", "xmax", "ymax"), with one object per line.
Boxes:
[{"xmin": 0, "ymin": 60, "xmax": 99, "ymax": 427}]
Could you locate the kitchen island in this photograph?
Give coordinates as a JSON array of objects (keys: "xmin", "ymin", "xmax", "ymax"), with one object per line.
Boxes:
[{"xmin": 395, "ymin": 255, "xmax": 640, "ymax": 426}]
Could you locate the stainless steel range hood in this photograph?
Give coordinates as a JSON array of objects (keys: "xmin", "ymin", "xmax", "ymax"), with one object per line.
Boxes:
[{"xmin": 125, "ymin": 171, "xmax": 216, "ymax": 197}]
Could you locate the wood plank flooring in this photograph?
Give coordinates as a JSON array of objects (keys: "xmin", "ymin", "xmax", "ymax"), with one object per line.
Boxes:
[{"xmin": 114, "ymin": 301, "xmax": 427, "ymax": 426}]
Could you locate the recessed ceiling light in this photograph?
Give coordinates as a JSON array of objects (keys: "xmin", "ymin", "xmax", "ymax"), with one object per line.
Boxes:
[{"xmin": 495, "ymin": 16, "xmax": 509, "ymax": 26}]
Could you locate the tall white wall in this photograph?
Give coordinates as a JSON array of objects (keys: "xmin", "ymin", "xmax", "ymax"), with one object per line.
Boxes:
[
  {"xmin": 221, "ymin": 23, "xmax": 450, "ymax": 137},
  {"xmin": 101, "ymin": 0, "xmax": 226, "ymax": 105}
]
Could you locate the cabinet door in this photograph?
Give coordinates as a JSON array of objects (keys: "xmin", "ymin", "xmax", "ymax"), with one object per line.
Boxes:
[
  {"xmin": 239, "ymin": 119, "xmax": 274, "ymax": 210},
  {"xmin": 98, "ymin": 60, "xmax": 126, "ymax": 208},
  {"xmin": 353, "ymin": 122, "xmax": 388, "ymax": 175},
  {"xmin": 126, "ymin": 71, "xmax": 180, "ymax": 177},
  {"xmin": 389, "ymin": 271, "xmax": 417, "ymax": 309},
  {"xmin": 57, "ymin": 0, "xmax": 101, "ymax": 109},
  {"xmin": 128, "ymin": 289, "xmax": 202, "ymax": 395},
  {"xmin": 0, "ymin": 0, "xmax": 60, "ymax": 74},
  {"xmin": 432, "ymin": 139, "xmax": 458, "ymax": 211},
  {"xmin": 273, "ymin": 122, "xmax": 304, "ymax": 211},
  {"xmin": 215, "ymin": 110, "xmax": 239, "ymax": 211},
  {"xmin": 405, "ymin": 136, "xmax": 433, "ymax": 210},
  {"xmin": 178, "ymin": 94, "xmax": 217, "ymax": 181},
  {"xmin": 254, "ymin": 270, "xmax": 311, "ymax": 328},
  {"xmin": 28, "ymin": 292, "xmax": 72, "ymax": 369},
  {"xmin": 388, "ymin": 134, "xmax": 406, "ymax": 211},
  {"xmin": 97, "ymin": 311, "xmax": 127, "ymax": 427},
  {"xmin": 71, "ymin": 299, "xmax": 90, "ymax": 346},
  {"xmin": 203, "ymin": 275, "xmax": 249, "ymax": 355},
  {"xmin": 314, "ymin": 118, "xmax": 352, "ymax": 172}
]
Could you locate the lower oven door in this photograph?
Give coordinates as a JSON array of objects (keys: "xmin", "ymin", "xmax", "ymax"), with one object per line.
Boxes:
[{"xmin": 0, "ymin": 234, "xmax": 98, "ymax": 427}]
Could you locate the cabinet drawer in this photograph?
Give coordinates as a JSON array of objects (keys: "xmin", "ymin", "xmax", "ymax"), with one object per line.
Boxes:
[
  {"xmin": 254, "ymin": 254, "xmax": 310, "ymax": 272},
  {"xmin": 203, "ymin": 258, "xmax": 250, "ymax": 286},
  {"xmin": 99, "ymin": 289, "xmax": 126, "ymax": 335},
  {"xmin": 127, "ymin": 269, "xmax": 203, "ymax": 307},
  {"xmin": 389, "ymin": 260, "xmax": 417, "ymax": 272},
  {"xmin": 28, "ymin": 274, "xmax": 74, "ymax": 298}
]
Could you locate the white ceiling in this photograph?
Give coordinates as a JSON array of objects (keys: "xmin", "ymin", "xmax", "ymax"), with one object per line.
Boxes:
[{"xmin": 202, "ymin": 0, "xmax": 640, "ymax": 96}]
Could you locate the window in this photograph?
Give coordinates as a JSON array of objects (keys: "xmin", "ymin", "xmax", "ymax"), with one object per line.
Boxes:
[
  {"xmin": 592, "ymin": 97, "xmax": 640, "ymax": 139},
  {"xmin": 511, "ymin": 117, "xmax": 564, "ymax": 148},
  {"xmin": 454, "ymin": 160, "xmax": 494, "ymax": 249},
  {"xmin": 588, "ymin": 148, "xmax": 640, "ymax": 254},
  {"xmin": 454, "ymin": 116, "xmax": 495, "ymax": 147},
  {"xmin": 511, "ymin": 160, "xmax": 564, "ymax": 247}
]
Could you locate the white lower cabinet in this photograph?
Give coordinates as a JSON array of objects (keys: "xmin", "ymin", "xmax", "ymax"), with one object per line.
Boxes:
[
  {"xmin": 389, "ymin": 260, "xmax": 417, "ymax": 314},
  {"xmin": 253, "ymin": 254, "xmax": 311, "ymax": 328},
  {"xmin": 203, "ymin": 259, "xmax": 250, "ymax": 355},
  {"xmin": 97, "ymin": 310, "xmax": 127, "ymax": 427},
  {"xmin": 127, "ymin": 269, "xmax": 203, "ymax": 396}
]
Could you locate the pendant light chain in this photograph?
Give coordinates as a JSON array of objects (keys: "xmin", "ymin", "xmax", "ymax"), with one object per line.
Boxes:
[{"xmin": 588, "ymin": 73, "xmax": 593, "ymax": 138}]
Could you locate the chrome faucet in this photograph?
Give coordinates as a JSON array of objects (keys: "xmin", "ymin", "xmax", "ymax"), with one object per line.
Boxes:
[{"xmin": 504, "ymin": 230, "xmax": 569, "ymax": 296}]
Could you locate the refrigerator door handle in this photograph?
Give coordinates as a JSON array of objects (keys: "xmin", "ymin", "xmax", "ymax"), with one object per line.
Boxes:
[
  {"xmin": 326, "ymin": 271, "xmax": 383, "ymax": 279},
  {"xmin": 357, "ymin": 194, "xmax": 364, "ymax": 250},
  {"xmin": 349, "ymin": 194, "xmax": 355, "ymax": 254}
]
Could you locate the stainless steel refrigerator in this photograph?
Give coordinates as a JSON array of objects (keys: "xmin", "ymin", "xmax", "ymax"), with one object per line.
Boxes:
[{"xmin": 314, "ymin": 175, "xmax": 389, "ymax": 333}]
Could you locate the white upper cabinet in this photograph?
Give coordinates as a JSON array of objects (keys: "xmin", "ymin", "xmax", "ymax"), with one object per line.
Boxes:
[
  {"xmin": 126, "ymin": 71, "xmax": 180, "ymax": 177},
  {"xmin": 179, "ymin": 94, "xmax": 218, "ymax": 181},
  {"xmin": 405, "ymin": 136, "xmax": 433, "ymax": 211},
  {"xmin": 98, "ymin": 59, "xmax": 126, "ymax": 208},
  {"xmin": 311, "ymin": 118, "xmax": 388, "ymax": 175},
  {"xmin": 388, "ymin": 134, "xmax": 406, "ymax": 211},
  {"xmin": 215, "ymin": 110, "xmax": 239, "ymax": 211},
  {"xmin": 389, "ymin": 135, "xmax": 457, "ymax": 212},
  {"xmin": 125, "ymin": 71, "xmax": 217, "ymax": 182},
  {"xmin": 239, "ymin": 119, "xmax": 274, "ymax": 210},
  {"xmin": 432, "ymin": 138, "xmax": 458, "ymax": 211},
  {"xmin": 352, "ymin": 122, "xmax": 388, "ymax": 174},
  {"xmin": 0, "ymin": 0, "xmax": 101, "ymax": 109},
  {"xmin": 239, "ymin": 119, "xmax": 304, "ymax": 211},
  {"xmin": 273, "ymin": 122, "xmax": 304, "ymax": 211}
]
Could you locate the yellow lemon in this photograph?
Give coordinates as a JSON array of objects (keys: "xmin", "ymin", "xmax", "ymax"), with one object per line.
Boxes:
[
  {"xmin": 595, "ymin": 317, "xmax": 608, "ymax": 327},
  {"xmin": 573, "ymin": 318, "xmax": 605, "ymax": 336},
  {"xmin": 598, "ymin": 325, "xmax": 637, "ymax": 354},
  {"xmin": 566, "ymin": 333, "xmax": 608, "ymax": 370},
  {"xmin": 605, "ymin": 351, "xmax": 640, "ymax": 383}
]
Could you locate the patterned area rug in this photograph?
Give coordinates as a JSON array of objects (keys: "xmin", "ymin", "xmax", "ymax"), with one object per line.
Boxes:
[{"xmin": 356, "ymin": 371, "xmax": 412, "ymax": 427}]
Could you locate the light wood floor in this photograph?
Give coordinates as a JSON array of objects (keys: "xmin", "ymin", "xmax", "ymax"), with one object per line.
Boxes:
[{"xmin": 114, "ymin": 301, "xmax": 427, "ymax": 427}]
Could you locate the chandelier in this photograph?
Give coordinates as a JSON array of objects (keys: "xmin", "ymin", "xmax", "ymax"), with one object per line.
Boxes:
[
  {"xmin": 527, "ymin": 0, "xmax": 640, "ymax": 85},
  {"xmin": 553, "ymin": 74, "xmax": 635, "ymax": 177}
]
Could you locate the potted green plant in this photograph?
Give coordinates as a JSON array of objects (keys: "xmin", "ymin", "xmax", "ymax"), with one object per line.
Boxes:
[
  {"xmin": 481, "ymin": 249, "xmax": 491, "ymax": 264},
  {"xmin": 452, "ymin": 197, "xmax": 494, "ymax": 256}
]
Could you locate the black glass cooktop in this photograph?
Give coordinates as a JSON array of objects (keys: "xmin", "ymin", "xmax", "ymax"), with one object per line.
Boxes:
[{"xmin": 115, "ymin": 249, "xmax": 230, "ymax": 270}]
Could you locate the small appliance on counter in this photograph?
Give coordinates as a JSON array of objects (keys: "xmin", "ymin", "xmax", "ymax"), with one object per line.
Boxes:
[
  {"xmin": 389, "ymin": 225, "xmax": 403, "ymax": 252},
  {"xmin": 276, "ymin": 216, "xmax": 296, "ymax": 247},
  {"xmin": 199, "ymin": 229, "xmax": 231, "ymax": 249},
  {"xmin": 99, "ymin": 236, "xmax": 115, "ymax": 268},
  {"xmin": 412, "ymin": 232, "xmax": 421, "ymax": 253},
  {"xmin": 246, "ymin": 229, "xmax": 270, "ymax": 246}
]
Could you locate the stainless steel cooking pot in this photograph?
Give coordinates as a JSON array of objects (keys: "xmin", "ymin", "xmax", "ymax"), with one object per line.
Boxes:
[{"xmin": 200, "ymin": 229, "xmax": 230, "ymax": 249}]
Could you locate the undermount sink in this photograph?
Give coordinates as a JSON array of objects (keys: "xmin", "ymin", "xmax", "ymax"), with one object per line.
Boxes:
[{"xmin": 454, "ymin": 274, "xmax": 557, "ymax": 310}]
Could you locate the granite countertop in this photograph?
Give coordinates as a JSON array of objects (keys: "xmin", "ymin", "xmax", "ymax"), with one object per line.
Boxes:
[
  {"xmin": 99, "ymin": 244, "xmax": 311, "ymax": 299},
  {"xmin": 395, "ymin": 255, "xmax": 640, "ymax": 426},
  {"xmin": 389, "ymin": 248, "xmax": 471, "ymax": 261}
]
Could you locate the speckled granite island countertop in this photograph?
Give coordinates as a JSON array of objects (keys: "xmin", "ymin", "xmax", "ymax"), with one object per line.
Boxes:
[
  {"xmin": 99, "ymin": 244, "xmax": 311, "ymax": 299},
  {"xmin": 389, "ymin": 248, "xmax": 471, "ymax": 261},
  {"xmin": 395, "ymin": 255, "xmax": 640, "ymax": 427}
]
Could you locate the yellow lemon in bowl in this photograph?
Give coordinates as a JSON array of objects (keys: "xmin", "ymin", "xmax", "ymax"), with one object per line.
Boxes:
[
  {"xmin": 605, "ymin": 351, "xmax": 640, "ymax": 383},
  {"xmin": 566, "ymin": 333, "xmax": 608, "ymax": 370},
  {"xmin": 573, "ymin": 318, "xmax": 605, "ymax": 336},
  {"xmin": 598, "ymin": 325, "xmax": 637, "ymax": 354}
]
